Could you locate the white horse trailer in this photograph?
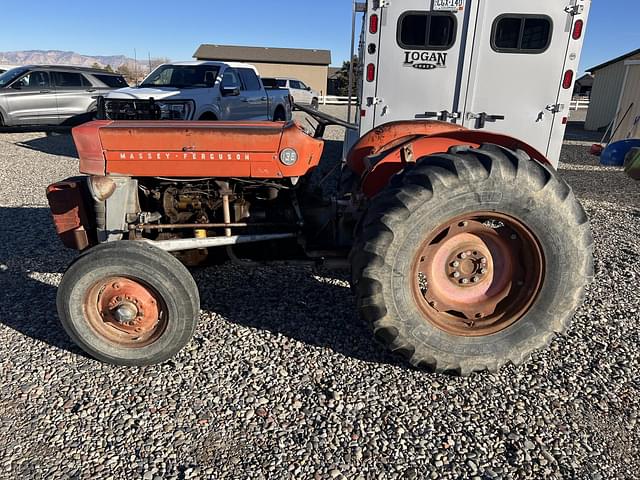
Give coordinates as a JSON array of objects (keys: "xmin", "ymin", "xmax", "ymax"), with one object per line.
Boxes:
[{"xmin": 355, "ymin": 0, "xmax": 591, "ymax": 166}]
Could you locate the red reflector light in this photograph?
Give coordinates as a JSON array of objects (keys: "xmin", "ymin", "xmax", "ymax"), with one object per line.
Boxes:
[
  {"xmin": 369, "ymin": 14, "xmax": 379, "ymax": 34},
  {"xmin": 367, "ymin": 63, "xmax": 375, "ymax": 82},
  {"xmin": 572, "ymin": 20, "xmax": 584, "ymax": 40},
  {"xmin": 361, "ymin": 109, "xmax": 366, "ymax": 117},
  {"xmin": 562, "ymin": 117, "xmax": 568, "ymax": 125},
  {"xmin": 563, "ymin": 70, "xmax": 574, "ymax": 89}
]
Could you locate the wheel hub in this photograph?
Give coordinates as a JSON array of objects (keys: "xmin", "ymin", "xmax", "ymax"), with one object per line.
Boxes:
[
  {"xmin": 85, "ymin": 277, "xmax": 165, "ymax": 347},
  {"xmin": 412, "ymin": 213, "xmax": 544, "ymax": 337},
  {"xmin": 111, "ymin": 301, "xmax": 139, "ymax": 324}
]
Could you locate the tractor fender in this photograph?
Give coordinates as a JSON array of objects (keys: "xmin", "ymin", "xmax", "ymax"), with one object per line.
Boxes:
[
  {"xmin": 347, "ymin": 120, "xmax": 467, "ymax": 176},
  {"xmin": 356, "ymin": 129, "xmax": 551, "ymax": 198}
]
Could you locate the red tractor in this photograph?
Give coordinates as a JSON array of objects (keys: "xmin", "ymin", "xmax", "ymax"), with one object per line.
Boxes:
[{"xmin": 47, "ymin": 106, "xmax": 592, "ymax": 375}]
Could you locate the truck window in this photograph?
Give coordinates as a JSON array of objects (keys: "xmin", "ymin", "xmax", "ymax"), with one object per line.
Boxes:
[
  {"xmin": 289, "ymin": 80, "xmax": 302, "ymax": 90},
  {"xmin": 238, "ymin": 68, "xmax": 261, "ymax": 91},
  {"xmin": 94, "ymin": 74, "xmax": 128, "ymax": 88},
  {"xmin": 222, "ymin": 69, "xmax": 240, "ymax": 89},
  {"xmin": 397, "ymin": 12, "xmax": 456, "ymax": 50},
  {"xmin": 492, "ymin": 15, "xmax": 552, "ymax": 54}
]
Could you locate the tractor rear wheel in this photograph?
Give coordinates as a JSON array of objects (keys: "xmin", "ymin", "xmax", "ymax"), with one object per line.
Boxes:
[
  {"xmin": 352, "ymin": 144, "xmax": 593, "ymax": 375},
  {"xmin": 57, "ymin": 241, "xmax": 200, "ymax": 366}
]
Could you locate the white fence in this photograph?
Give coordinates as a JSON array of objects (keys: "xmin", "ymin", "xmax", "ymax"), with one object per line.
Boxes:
[
  {"xmin": 321, "ymin": 96, "xmax": 591, "ymax": 111},
  {"xmin": 320, "ymin": 96, "xmax": 358, "ymax": 105},
  {"xmin": 569, "ymin": 99, "xmax": 590, "ymax": 111}
]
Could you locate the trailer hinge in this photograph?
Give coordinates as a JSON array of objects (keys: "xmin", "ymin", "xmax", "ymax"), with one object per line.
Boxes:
[
  {"xmin": 546, "ymin": 104, "xmax": 565, "ymax": 114},
  {"xmin": 373, "ymin": 0, "xmax": 390, "ymax": 9},
  {"xmin": 564, "ymin": 4, "xmax": 584, "ymax": 16}
]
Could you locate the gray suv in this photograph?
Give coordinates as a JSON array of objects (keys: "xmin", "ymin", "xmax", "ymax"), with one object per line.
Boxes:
[{"xmin": 0, "ymin": 65, "xmax": 128, "ymax": 126}]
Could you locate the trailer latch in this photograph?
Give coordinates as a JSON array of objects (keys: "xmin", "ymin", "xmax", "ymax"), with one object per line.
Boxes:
[
  {"xmin": 466, "ymin": 112, "xmax": 506, "ymax": 129},
  {"xmin": 416, "ymin": 111, "xmax": 461, "ymax": 122},
  {"xmin": 545, "ymin": 104, "xmax": 565, "ymax": 114}
]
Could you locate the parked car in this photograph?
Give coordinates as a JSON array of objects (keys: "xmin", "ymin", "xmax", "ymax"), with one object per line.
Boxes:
[
  {"xmin": 0, "ymin": 65, "xmax": 19, "ymax": 74},
  {"xmin": 263, "ymin": 77, "xmax": 320, "ymax": 109},
  {"xmin": 0, "ymin": 65, "xmax": 128, "ymax": 127},
  {"xmin": 101, "ymin": 61, "xmax": 292, "ymax": 122}
]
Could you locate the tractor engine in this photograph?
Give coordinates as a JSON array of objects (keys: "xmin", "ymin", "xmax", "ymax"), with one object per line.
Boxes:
[
  {"xmin": 138, "ymin": 178, "xmax": 299, "ymax": 231},
  {"xmin": 132, "ymin": 178, "xmax": 317, "ymax": 263}
]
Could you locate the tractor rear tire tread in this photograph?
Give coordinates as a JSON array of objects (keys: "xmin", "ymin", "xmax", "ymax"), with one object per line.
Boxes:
[{"xmin": 351, "ymin": 144, "xmax": 593, "ymax": 375}]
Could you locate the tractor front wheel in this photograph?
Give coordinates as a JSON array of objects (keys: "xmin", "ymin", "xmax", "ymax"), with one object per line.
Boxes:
[
  {"xmin": 352, "ymin": 144, "xmax": 593, "ymax": 375},
  {"xmin": 57, "ymin": 241, "xmax": 200, "ymax": 366}
]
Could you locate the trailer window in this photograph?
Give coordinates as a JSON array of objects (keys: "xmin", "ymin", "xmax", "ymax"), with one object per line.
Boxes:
[
  {"xmin": 397, "ymin": 12, "xmax": 456, "ymax": 50},
  {"xmin": 492, "ymin": 15, "xmax": 552, "ymax": 53}
]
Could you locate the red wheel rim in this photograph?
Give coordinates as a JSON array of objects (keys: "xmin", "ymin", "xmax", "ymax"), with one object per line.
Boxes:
[
  {"xmin": 411, "ymin": 213, "xmax": 545, "ymax": 337},
  {"xmin": 83, "ymin": 276, "xmax": 167, "ymax": 347}
]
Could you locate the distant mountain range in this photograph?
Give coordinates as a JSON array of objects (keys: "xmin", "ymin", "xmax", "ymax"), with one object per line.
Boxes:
[{"xmin": 0, "ymin": 50, "xmax": 154, "ymax": 72}]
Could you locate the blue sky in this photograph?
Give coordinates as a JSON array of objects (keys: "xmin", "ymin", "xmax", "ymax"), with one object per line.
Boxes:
[{"xmin": 0, "ymin": 0, "xmax": 638, "ymax": 72}]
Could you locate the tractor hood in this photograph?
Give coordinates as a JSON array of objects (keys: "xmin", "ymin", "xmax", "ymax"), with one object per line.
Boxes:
[
  {"xmin": 71, "ymin": 120, "xmax": 324, "ymax": 179},
  {"xmin": 105, "ymin": 87, "xmax": 182, "ymax": 101}
]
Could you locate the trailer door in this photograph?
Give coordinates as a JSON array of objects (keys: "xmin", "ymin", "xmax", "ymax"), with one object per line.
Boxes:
[
  {"xmin": 371, "ymin": 1, "xmax": 469, "ymax": 127},
  {"xmin": 462, "ymin": 1, "xmax": 575, "ymax": 159}
]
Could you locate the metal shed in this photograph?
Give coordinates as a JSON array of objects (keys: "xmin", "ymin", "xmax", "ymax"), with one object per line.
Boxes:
[
  {"xmin": 585, "ymin": 48, "xmax": 640, "ymax": 131},
  {"xmin": 611, "ymin": 60, "xmax": 640, "ymax": 142},
  {"xmin": 193, "ymin": 44, "xmax": 332, "ymax": 95}
]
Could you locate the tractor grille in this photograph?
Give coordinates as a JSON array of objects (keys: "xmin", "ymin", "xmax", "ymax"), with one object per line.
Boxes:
[{"xmin": 102, "ymin": 99, "xmax": 160, "ymax": 120}]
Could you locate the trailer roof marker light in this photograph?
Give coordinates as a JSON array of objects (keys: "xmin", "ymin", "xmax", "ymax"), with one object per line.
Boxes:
[
  {"xmin": 572, "ymin": 20, "xmax": 584, "ymax": 40},
  {"xmin": 562, "ymin": 70, "xmax": 574, "ymax": 89},
  {"xmin": 369, "ymin": 14, "xmax": 379, "ymax": 34},
  {"xmin": 367, "ymin": 63, "xmax": 375, "ymax": 82}
]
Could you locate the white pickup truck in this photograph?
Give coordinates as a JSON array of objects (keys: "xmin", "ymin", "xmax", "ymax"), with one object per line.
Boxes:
[
  {"xmin": 262, "ymin": 77, "xmax": 320, "ymax": 109},
  {"xmin": 100, "ymin": 61, "xmax": 292, "ymax": 122}
]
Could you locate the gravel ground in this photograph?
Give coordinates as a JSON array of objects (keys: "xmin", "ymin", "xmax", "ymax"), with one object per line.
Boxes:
[{"xmin": 0, "ymin": 117, "xmax": 638, "ymax": 480}]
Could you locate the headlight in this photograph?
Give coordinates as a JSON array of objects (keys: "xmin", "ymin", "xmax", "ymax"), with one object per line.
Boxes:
[
  {"xmin": 157, "ymin": 101, "xmax": 191, "ymax": 120},
  {"xmin": 87, "ymin": 175, "xmax": 116, "ymax": 202},
  {"xmin": 279, "ymin": 148, "xmax": 298, "ymax": 166}
]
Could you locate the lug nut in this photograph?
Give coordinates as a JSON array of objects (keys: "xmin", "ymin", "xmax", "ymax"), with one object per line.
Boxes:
[
  {"xmin": 452, "ymin": 272, "xmax": 461, "ymax": 279},
  {"xmin": 480, "ymin": 268, "xmax": 487, "ymax": 274},
  {"xmin": 472, "ymin": 276, "xmax": 480, "ymax": 283},
  {"xmin": 112, "ymin": 283, "xmax": 121, "ymax": 289},
  {"xmin": 480, "ymin": 258, "xmax": 487, "ymax": 264},
  {"xmin": 460, "ymin": 252, "xmax": 467, "ymax": 259},
  {"xmin": 461, "ymin": 278, "xmax": 469, "ymax": 284},
  {"xmin": 452, "ymin": 261, "xmax": 460, "ymax": 268},
  {"xmin": 510, "ymin": 234, "xmax": 517, "ymax": 240}
]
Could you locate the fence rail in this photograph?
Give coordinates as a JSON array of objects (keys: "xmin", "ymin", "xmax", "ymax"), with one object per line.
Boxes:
[
  {"xmin": 570, "ymin": 99, "xmax": 590, "ymax": 110},
  {"xmin": 321, "ymin": 96, "xmax": 591, "ymax": 111},
  {"xmin": 320, "ymin": 96, "xmax": 358, "ymax": 105}
]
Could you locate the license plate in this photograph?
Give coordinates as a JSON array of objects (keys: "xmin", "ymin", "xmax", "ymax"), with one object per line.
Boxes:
[{"xmin": 433, "ymin": 0, "xmax": 465, "ymax": 11}]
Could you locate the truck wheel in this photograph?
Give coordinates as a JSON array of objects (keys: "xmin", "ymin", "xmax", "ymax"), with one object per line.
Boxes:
[
  {"xmin": 352, "ymin": 144, "xmax": 593, "ymax": 375},
  {"xmin": 273, "ymin": 107, "xmax": 286, "ymax": 121},
  {"xmin": 311, "ymin": 98, "xmax": 319, "ymax": 110},
  {"xmin": 57, "ymin": 241, "xmax": 200, "ymax": 366}
]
